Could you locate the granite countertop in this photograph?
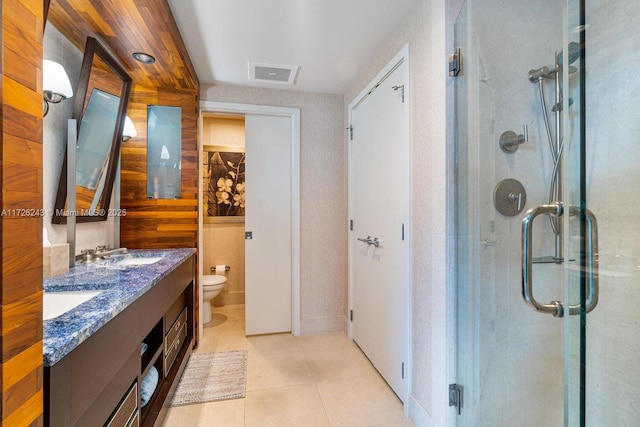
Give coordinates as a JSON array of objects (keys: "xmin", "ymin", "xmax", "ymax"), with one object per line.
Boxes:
[{"xmin": 43, "ymin": 248, "xmax": 196, "ymax": 366}]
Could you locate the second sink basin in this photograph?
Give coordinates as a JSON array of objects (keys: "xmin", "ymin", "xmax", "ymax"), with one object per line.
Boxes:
[
  {"xmin": 44, "ymin": 290, "xmax": 103, "ymax": 321},
  {"xmin": 111, "ymin": 256, "xmax": 163, "ymax": 267}
]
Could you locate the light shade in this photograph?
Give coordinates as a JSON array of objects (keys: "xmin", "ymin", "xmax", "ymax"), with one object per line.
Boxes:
[
  {"xmin": 43, "ymin": 60, "xmax": 73, "ymax": 100},
  {"xmin": 123, "ymin": 116, "xmax": 137, "ymax": 140}
]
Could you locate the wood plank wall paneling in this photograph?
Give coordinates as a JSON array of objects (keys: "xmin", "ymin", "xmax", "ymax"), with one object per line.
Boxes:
[
  {"xmin": 48, "ymin": 0, "xmax": 199, "ymax": 90},
  {"xmin": 121, "ymin": 84, "xmax": 199, "ymax": 340},
  {"xmin": 121, "ymin": 85, "xmax": 199, "ymax": 249},
  {"xmin": 1, "ymin": 1, "xmax": 45, "ymax": 425},
  {"xmin": 0, "ymin": 2, "xmax": 201, "ymax": 423}
]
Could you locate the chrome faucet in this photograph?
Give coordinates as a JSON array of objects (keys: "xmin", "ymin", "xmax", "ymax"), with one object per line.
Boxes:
[
  {"xmin": 94, "ymin": 245, "xmax": 128, "ymax": 256},
  {"xmin": 78, "ymin": 246, "xmax": 128, "ymax": 263}
]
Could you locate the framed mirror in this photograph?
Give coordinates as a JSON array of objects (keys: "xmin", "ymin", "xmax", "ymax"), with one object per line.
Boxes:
[{"xmin": 52, "ymin": 37, "xmax": 132, "ymax": 223}]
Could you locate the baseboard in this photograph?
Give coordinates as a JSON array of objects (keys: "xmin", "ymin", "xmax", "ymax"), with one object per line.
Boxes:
[
  {"xmin": 300, "ymin": 315, "xmax": 346, "ymax": 335},
  {"xmin": 408, "ymin": 394, "xmax": 432, "ymax": 427},
  {"xmin": 213, "ymin": 291, "xmax": 245, "ymax": 306}
]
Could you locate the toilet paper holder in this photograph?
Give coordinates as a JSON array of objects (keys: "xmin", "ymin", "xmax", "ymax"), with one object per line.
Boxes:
[{"xmin": 210, "ymin": 265, "xmax": 231, "ymax": 273}]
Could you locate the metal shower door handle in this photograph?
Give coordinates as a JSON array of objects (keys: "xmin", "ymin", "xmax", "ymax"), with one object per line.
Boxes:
[
  {"xmin": 521, "ymin": 202, "xmax": 599, "ymax": 317},
  {"xmin": 567, "ymin": 206, "xmax": 599, "ymax": 315}
]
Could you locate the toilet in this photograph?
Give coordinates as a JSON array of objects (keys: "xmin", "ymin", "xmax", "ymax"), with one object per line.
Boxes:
[{"xmin": 201, "ymin": 274, "xmax": 227, "ymax": 324}]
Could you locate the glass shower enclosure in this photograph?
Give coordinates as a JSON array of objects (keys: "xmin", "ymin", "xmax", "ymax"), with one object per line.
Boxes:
[{"xmin": 454, "ymin": 0, "xmax": 640, "ymax": 425}]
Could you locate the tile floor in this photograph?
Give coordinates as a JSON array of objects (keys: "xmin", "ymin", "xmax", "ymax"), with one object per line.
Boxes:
[{"xmin": 162, "ymin": 304, "xmax": 414, "ymax": 427}]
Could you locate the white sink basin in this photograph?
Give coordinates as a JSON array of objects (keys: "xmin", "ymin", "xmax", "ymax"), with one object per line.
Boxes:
[
  {"xmin": 43, "ymin": 290, "xmax": 102, "ymax": 320},
  {"xmin": 112, "ymin": 256, "xmax": 163, "ymax": 267}
]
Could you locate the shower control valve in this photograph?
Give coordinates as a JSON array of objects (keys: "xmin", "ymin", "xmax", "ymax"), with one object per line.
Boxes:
[
  {"xmin": 494, "ymin": 179, "xmax": 527, "ymax": 217},
  {"xmin": 499, "ymin": 125, "xmax": 529, "ymax": 153},
  {"xmin": 508, "ymin": 192, "xmax": 523, "ymax": 211}
]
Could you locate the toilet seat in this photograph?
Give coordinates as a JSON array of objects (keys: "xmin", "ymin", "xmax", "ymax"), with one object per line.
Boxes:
[{"xmin": 202, "ymin": 275, "xmax": 226, "ymax": 286}]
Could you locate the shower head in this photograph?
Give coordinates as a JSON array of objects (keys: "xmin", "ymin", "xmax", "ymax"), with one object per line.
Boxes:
[
  {"xmin": 556, "ymin": 42, "xmax": 581, "ymax": 65},
  {"xmin": 528, "ymin": 42, "xmax": 581, "ymax": 83}
]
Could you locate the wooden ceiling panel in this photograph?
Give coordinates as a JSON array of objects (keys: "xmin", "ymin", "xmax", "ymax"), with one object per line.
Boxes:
[{"xmin": 47, "ymin": 0, "xmax": 198, "ymax": 90}]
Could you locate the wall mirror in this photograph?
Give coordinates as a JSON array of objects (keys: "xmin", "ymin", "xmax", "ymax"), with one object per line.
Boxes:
[
  {"xmin": 147, "ymin": 105, "xmax": 182, "ymax": 199},
  {"xmin": 52, "ymin": 37, "xmax": 132, "ymax": 223}
]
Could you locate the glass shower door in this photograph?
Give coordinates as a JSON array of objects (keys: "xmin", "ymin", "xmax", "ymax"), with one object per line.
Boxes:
[{"xmin": 450, "ymin": 0, "xmax": 637, "ymax": 424}]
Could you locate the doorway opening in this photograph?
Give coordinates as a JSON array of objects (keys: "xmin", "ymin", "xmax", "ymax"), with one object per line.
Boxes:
[{"xmin": 198, "ymin": 101, "xmax": 301, "ymax": 341}]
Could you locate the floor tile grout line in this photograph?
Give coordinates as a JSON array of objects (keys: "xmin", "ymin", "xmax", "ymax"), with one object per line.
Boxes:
[{"xmin": 310, "ymin": 380, "xmax": 334, "ymax": 427}]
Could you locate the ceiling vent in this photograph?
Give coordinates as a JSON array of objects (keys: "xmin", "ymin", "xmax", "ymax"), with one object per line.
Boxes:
[{"xmin": 248, "ymin": 62, "xmax": 299, "ymax": 85}]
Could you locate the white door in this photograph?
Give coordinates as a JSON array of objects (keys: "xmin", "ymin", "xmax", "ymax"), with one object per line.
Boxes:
[
  {"xmin": 245, "ymin": 114, "xmax": 292, "ymax": 335},
  {"xmin": 350, "ymin": 55, "xmax": 410, "ymax": 402}
]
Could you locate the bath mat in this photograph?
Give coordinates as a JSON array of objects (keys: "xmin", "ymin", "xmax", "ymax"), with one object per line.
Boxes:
[{"xmin": 171, "ymin": 350, "xmax": 247, "ymax": 406}]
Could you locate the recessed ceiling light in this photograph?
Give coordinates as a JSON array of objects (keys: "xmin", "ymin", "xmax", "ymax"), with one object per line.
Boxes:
[{"xmin": 132, "ymin": 52, "xmax": 156, "ymax": 64}]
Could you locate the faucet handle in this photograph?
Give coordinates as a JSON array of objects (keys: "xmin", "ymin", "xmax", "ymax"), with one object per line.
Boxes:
[
  {"xmin": 80, "ymin": 249, "xmax": 95, "ymax": 263},
  {"xmin": 500, "ymin": 125, "xmax": 529, "ymax": 153},
  {"xmin": 508, "ymin": 191, "xmax": 523, "ymax": 211},
  {"xmin": 95, "ymin": 245, "xmax": 107, "ymax": 253}
]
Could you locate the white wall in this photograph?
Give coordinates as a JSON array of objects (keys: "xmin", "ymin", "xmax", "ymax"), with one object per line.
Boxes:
[
  {"xmin": 200, "ymin": 85, "xmax": 347, "ymax": 335},
  {"xmin": 43, "ymin": 24, "xmax": 116, "ymax": 255},
  {"xmin": 345, "ymin": 1, "xmax": 449, "ymax": 425}
]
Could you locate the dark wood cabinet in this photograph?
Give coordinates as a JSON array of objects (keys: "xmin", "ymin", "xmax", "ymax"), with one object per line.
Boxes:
[{"xmin": 45, "ymin": 256, "xmax": 195, "ymax": 427}]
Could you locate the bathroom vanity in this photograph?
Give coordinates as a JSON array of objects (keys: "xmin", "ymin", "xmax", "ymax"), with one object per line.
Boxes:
[{"xmin": 43, "ymin": 248, "xmax": 196, "ymax": 427}]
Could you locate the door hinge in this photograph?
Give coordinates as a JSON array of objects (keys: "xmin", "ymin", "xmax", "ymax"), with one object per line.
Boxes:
[
  {"xmin": 350, "ymin": 219, "xmax": 353, "ymax": 231},
  {"xmin": 402, "ymin": 223, "xmax": 405, "ymax": 240},
  {"xmin": 392, "ymin": 84, "xmax": 405, "ymax": 103},
  {"xmin": 449, "ymin": 383, "xmax": 464, "ymax": 415},
  {"xmin": 401, "ymin": 362, "xmax": 405, "ymax": 379},
  {"xmin": 347, "ymin": 125, "xmax": 354, "ymax": 141},
  {"xmin": 350, "ymin": 310, "xmax": 353, "ymax": 322},
  {"xmin": 449, "ymin": 48, "xmax": 462, "ymax": 77}
]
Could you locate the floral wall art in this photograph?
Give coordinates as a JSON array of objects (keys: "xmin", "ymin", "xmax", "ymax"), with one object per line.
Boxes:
[{"xmin": 204, "ymin": 145, "xmax": 245, "ymax": 222}]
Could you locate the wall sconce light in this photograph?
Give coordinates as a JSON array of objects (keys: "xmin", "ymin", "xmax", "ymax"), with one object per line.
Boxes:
[
  {"xmin": 43, "ymin": 60, "xmax": 73, "ymax": 117},
  {"xmin": 122, "ymin": 116, "xmax": 137, "ymax": 141}
]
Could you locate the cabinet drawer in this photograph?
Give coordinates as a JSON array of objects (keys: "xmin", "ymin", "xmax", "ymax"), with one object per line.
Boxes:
[
  {"xmin": 106, "ymin": 381, "xmax": 138, "ymax": 427},
  {"xmin": 165, "ymin": 307, "xmax": 187, "ymax": 347},
  {"xmin": 165, "ymin": 291, "xmax": 186, "ymax": 334},
  {"xmin": 126, "ymin": 410, "xmax": 139, "ymax": 427},
  {"xmin": 164, "ymin": 323, "xmax": 187, "ymax": 376}
]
